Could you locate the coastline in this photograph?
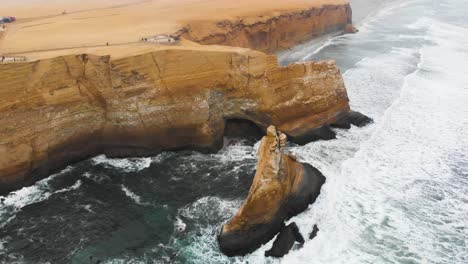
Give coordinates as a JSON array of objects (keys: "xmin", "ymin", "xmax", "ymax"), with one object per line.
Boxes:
[
  {"xmin": 1, "ymin": 0, "xmax": 467, "ymax": 263},
  {"xmin": 0, "ymin": 47, "xmax": 352, "ymax": 195},
  {"xmin": 0, "ymin": 6, "xmax": 362, "ymax": 262},
  {"xmin": 0, "ymin": 0, "xmax": 355, "ymax": 194}
]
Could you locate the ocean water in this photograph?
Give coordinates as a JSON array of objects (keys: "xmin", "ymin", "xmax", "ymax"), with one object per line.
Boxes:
[{"xmin": 1, "ymin": 0, "xmax": 467, "ymax": 263}]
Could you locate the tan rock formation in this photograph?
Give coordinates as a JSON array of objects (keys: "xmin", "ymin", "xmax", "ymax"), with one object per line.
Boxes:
[
  {"xmin": 0, "ymin": 45, "xmax": 349, "ymax": 192},
  {"xmin": 218, "ymin": 126, "xmax": 326, "ymax": 256},
  {"xmin": 0, "ymin": 46, "xmax": 349, "ymax": 194},
  {"xmin": 177, "ymin": 4, "xmax": 352, "ymax": 53}
]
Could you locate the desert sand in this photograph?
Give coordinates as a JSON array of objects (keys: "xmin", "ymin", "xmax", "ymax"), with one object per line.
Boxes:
[{"xmin": 0, "ymin": 0, "xmax": 347, "ymax": 56}]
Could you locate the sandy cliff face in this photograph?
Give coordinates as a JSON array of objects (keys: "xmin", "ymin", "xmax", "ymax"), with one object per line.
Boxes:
[
  {"xmin": 0, "ymin": 47, "xmax": 349, "ymax": 194},
  {"xmin": 178, "ymin": 4, "xmax": 352, "ymax": 53},
  {"xmin": 218, "ymin": 126, "xmax": 326, "ymax": 256}
]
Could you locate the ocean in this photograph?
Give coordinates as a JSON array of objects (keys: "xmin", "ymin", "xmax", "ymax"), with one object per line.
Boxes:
[{"xmin": 1, "ymin": 0, "xmax": 467, "ymax": 263}]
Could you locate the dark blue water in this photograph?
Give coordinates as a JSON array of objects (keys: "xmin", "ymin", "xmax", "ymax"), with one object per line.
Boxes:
[{"xmin": 0, "ymin": 141, "xmax": 258, "ymax": 263}]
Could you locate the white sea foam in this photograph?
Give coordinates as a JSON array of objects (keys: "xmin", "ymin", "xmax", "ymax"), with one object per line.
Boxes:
[
  {"xmin": 103, "ymin": 258, "xmax": 146, "ymax": 264},
  {"xmin": 179, "ymin": 196, "xmax": 241, "ymax": 222},
  {"xmin": 53, "ymin": 180, "xmax": 82, "ymax": 194},
  {"xmin": 356, "ymin": 0, "xmax": 419, "ymax": 33},
  {"xmin": 82, "ymin": 204, "xmax": 94, "ymax": 213},
  {"xmin": 228, "ymin": 1, "xmax": 468, "ymax": 263},
  {"xmin": 277, "ymin": 32, "xmax": 343, "ymax": 64},
  {"xmin": 91, "ymin": 155, "xmax": 153, "ymax": 172},
  {"xmin": 1, "ymin": 183, "xmax": 52, "ymax": 213},
  {"xmin": 342, "ymin": 46, "xmax": 421, "ymax": 118},
  {"xmin": 174, "ymin": 216, "xmax": 187, "ymax": 233},
  {"xmin": 0, "ymin": 166, "xmax": 74, "ymax": 222},
  {"xmin": 0, "ymin": 166, "xmax": 81, "ymax": 231},
  {"xmin": 120, "ymin": 184, "xmax": 146, "ymax": 205},
  {"xmin": 175, "ymin": 196, "xmax": 244, "ymax": 264},
  {"xmin": 275, "ymin": 6, "xmax": 468, "ymax": 264},
  {"xmin": 213, "ymin": 139, "xmax": 258, "ymax": 163},
  {"xmin": 278, "ymin": 0, "xmax": 419, "ymax": 66},
  {"xmin": 0, "ymin": 238, "xmax": 6, "ymax": 251},
  {"xmin": 82, "ymin": 171, "xmax": 111, "ymax": 183}
]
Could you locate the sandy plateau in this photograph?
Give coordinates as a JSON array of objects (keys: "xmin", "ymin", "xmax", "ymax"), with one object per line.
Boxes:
[{"xmin": 0, "ymin": 0, "xmax": 349, "ymax": 56}]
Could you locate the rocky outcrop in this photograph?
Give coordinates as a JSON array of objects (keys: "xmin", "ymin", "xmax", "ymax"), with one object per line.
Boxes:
[
  {"xmin": 265, "ymin": 222, "xmax": 305, "ymax": 258},
  {"xmin": 218, "ymin": 126, "xmax": 326, "ymax": 256},
  {"xmin": 344, "ymin": 23, "xmax": 359, "ymax": 34},
  {"xmin": 309, "ymin": 224, "xmax": 320, "ymax": 240},
  {"xmin": 331, "ymin": 110, "xmax": 373, "ymax": 129},
  {"xmin": 0, "ymin": 46, "xmax": 349, "ymax": 194},
  {"xmin": 177, "ymin": 3, "xmax": 353, "ymax": 53}
]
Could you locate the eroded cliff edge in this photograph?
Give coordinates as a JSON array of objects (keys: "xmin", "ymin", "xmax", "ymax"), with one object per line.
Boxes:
[
  {"xmin": 0, "ymin": 47, "xmax": 351, "ymax": 194},
  {"xmin": 177, "ymin": 3, "xmax": 353, "ymax": 53}
]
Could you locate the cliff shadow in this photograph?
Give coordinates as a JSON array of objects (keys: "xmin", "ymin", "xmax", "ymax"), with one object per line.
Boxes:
[{"xmin": 223, "ymin": 118, "xmax": 265, "ymax": 145}]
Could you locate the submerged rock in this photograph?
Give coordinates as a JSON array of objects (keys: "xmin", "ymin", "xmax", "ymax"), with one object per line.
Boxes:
[
  {"xmin": 331, "ymin": 111, "xmax": 373, "ymax": 129},
  {"xmin": 289, "ymin": 125, "xmax": 336, "ymax": 145},
  {"xmin": 288, "ymin": 111, "xmax": 374, "ymax": 145},
  {"xmin": 309, "ymin": 224, "xmax": 319, "ymax": 240},
  {"xmin": 218, "ymin": 126, "xmax": 326, "ymax": 256},
  {"xmin": 265, "ymin": 222, "xmax": 304, "ymax": 258}
]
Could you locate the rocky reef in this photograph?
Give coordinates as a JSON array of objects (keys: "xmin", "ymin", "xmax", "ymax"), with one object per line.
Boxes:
[
  {"xmin": 0, "ymin": 46, "xmax": 353, "ymax": 194},
  {"xmin": 265, "ymin": 222, "xmax": 305, "ymax": 258},
  {"xmin": 177, "ymin": 3, "xmax": 353, "ymax": 53},
  {"xmin": 218, "ymin": 126, "xmax": 326, "ymax": 256}
]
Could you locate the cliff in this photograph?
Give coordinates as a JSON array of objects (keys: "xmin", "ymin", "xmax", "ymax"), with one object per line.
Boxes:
[
  {"xmin": 0, "ymin": 46, "xmax": 350, "ymax": 194},
  {"xmin": 177, "ymin": 4, "xmax": 352, "ymax": 53},
  {"xmin": 0, "ymin": 0, "xmax": 352, "ymax": 54},
  {"xmin": 218, "ymin": 126, "xmax": 326, "ymax": 256}
]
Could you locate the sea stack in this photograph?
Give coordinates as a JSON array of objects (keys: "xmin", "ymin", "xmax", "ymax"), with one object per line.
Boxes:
[{"xmin": 218, "ymin": 126, "xmax": 326, "ymax": 256}]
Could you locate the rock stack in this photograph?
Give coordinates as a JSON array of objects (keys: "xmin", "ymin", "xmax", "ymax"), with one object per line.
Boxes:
[{"xmin": 218, "ymin": 126, "xmax": 326, "ymax": 256}]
